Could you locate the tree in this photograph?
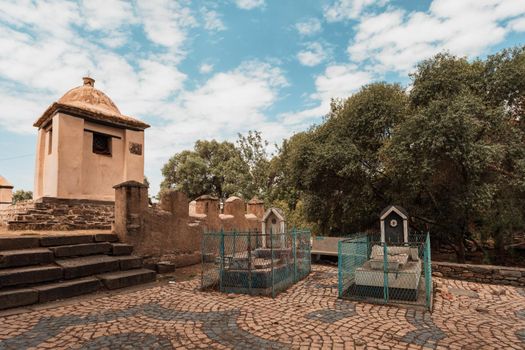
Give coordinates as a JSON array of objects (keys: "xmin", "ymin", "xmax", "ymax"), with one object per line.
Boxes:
[
  {"xmin": 236, "ymin": 130, "xmax": 272, "ymax": 200},
  {"xmin": 12, "ymin": 190, "xmax": 32, "ymax": 203},
  {"xmin": 383, "ymin": 52, "xmax": 525, "ymax": 262},
  {"xmin": 161, "ymin": 140, "xmax": 247, "ymax": 199},
  {"xmin": 284, "ymin": 83, "xmax": 409, "ymax": 235}
]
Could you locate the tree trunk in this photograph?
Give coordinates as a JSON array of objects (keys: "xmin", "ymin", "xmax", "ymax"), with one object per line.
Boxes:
[{"xmin": 455, "ymin": 234, "xmax": 466, "ymax": 263}]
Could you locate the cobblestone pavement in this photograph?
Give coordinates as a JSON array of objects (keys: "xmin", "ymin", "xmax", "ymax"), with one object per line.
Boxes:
[{"xmin": 0, "ymin": 265, "xmax": 524, "ymax": 349}]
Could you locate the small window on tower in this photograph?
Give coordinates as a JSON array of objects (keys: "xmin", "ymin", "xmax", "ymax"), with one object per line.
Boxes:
[
  {"xmin": 47, "ymin": 129, "xmax": 53, "ymax": 154},
  {"xmin": 92, "ymin": 133, "xmax": 111, "ymax": 156}
]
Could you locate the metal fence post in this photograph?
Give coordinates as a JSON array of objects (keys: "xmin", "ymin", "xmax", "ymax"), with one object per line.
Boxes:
[
  {"xmin": 219, "ymin": 228, "xmax": 224, "ymax": 293},
  {"xmin": 383, "ymin": 242, "xmax": 389, "ymax": 304},
  {"xmin": 270, "ymin": 227, "xmax": 275, "ymax": 298},
  {"xmin": 424, "ymin": 232, "xmax": 432, "ymax": 310},
  {"xmin": 248, "ymin": 229, "xmax": 252, "ymax": 295},
  {"xmin": 293, "ymin": 227, "xmax": 297, "ymax": 283},
  {"xmin": 201, "ymin": 229, "xmax": 205, "ymax": 290},
  {"xmin": 338, "ymin": 239, "xmax": 342, "ymax": 298}
]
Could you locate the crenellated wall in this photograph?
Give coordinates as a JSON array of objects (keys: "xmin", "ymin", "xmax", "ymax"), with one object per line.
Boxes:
[{"xmin": 113, "ymin": 181, "xmax": 265, "ymax": 258}]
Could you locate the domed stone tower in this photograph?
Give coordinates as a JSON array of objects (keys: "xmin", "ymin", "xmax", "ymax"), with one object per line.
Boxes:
[
  {"xmin": 0, "ymin": 175, "xmax": 13, "ymax": 209},
  {"xmin": 33, "ymin": 77, "xmax": 149, "ymax": 202}
]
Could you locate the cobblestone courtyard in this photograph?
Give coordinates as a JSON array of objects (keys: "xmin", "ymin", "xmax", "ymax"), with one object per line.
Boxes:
[{"xmin": 0, "ymin": 265, "xmax": 524, "ymax": 349}]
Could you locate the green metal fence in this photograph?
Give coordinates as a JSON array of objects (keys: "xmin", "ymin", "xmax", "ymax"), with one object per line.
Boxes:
[
  {"xmin": 338, "ymin": 232, "xmax": 433, "ymax": 310},
  {"xmin": 201, "ymin": 228, "xmax": 311, "ymax": 297}
]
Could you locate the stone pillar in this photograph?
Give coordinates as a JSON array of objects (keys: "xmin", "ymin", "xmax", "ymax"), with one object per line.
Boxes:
[
  {"xmin": 195, "ymin": 195, "xmax": 220, "ymax": 230},
  {"xmin": 160, "ymin": 190, "xmax": 189, "ymax": 220},
  {"xmin": 113, "ymin": 181, "xmax": 148, "ymax": 243},
  {"xmin": 247, "ymin": 197, "xmax": 265, "ymax": 220}
]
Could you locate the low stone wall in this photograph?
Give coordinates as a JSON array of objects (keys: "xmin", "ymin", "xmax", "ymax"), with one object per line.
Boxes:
[
  {"xmin": 0, "ymin": 197, "xmax": 114, "ymax": 231},
  {"xmin": 432, "ymin": 261, "xmax": 525, "ymax": 286}
]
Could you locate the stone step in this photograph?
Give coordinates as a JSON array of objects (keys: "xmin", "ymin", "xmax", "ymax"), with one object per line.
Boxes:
[
  {"xmin": 34, "ymin": 277, "xmax": 101, "ymax": 303},
  {"xmin": 117, "ymin": 256, "xmax": 143, "ymax": 270},
  {"xmin": 94, "ymin": 233, "xmax": 119, "ymax": 242},
  {"xmin": 111, "ymin": 243, "xmax": 133, "ymax": 256},
  {"xmin": 0, "ymin": 288, "xmax": 38, "ymax": 310},
  {"xmin": 50, "ymin": 242, "xmax": 112, "ymax": 258},
  {"xmin": 0, "ymin": 236, "xmax": 40, "ymax": 251},
  {"xmin": 0, "ymin": 265, "xmax": 63, "ymax": 288},
  {"xmin": 97, "ymin": 269, "xmax": 156, "ymax": 290},
  {"xmin": 40, "ymin": 235, "xmax": 94, "ymax": 247},
  {"xmin": 56, "ymin": 255, "xmax": 120, "ymax": 279},
  {"xmin": 0, "ymin": 248, "xmax": 54, "ymax": 268}
]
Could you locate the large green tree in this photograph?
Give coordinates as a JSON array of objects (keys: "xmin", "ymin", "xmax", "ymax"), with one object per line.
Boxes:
[
  {"xmin": 384, "ymin": 52, "xmax": 525, "ymax": 262},
  {"xmin": 282, "ymin": 83, "xmax": 409, "ymax": 235}
]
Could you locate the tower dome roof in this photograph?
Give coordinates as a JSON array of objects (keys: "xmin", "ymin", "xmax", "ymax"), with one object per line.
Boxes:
[
  {"xmin": 0, "ymin": 175, "xmax": 13, "ymax": 188},
  {"xmin": 34, "ymin": 77, "xmax": 149, "ymax": 130},
  {"xmin": 58, "ymin": 77, "xmax": 121, "ymax": 116}
]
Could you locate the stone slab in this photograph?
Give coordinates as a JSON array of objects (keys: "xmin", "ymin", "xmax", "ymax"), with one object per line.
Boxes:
[
  {"xmin": 34, "ymin": 277, "xmax": 101, "ymax": 303},
  {"xmin": 0, "ymin": 236, "xmax": 40, "ymax": 251},
  {"xmin": 118, "ymin": 256, "xmax": 143, "ymax": 270},
  {"xmin": 448, "ymin": 287, "xmax": 479, "ymax": 298},
  {"xmin": 56, "ymin": 255, "xmax": 120, "ymax": 279},
  {"xmin": 94, "ymin": 233, "xmax": 119, "ymax": 242},
  {"xmin": 40, "ymin": 235, "xmax": 94, "ymax": 247},
  {"xmin": 0, "ymin": 265, "xmax": 63, "ymax": 287},
  {"xmin": 157, "ymin": 261, "xmax": 175, "ymax": 274},
  {"xmin": 111, "ymin": 243, "xmax": 133, "ymax": 256},
  {"xmin": 0, "ymin": 248, "xmax": 54, "ymax": 268},
  {"xmin": 97, "ymin": 268, "xmax": 156, "ymax": 290},
  {"xmin": 50, "ymin": 242, "xmax": 112, "ymax": 258},
  {"xmin": 0, "ymin": 288, "xmax": 38, "ymax": 310}
]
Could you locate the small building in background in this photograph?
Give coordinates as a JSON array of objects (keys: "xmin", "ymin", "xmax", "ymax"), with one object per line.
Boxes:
[
  {"xmin": 0, "ymin": 175, "xmax": 13, "ymax": 210},
  {"xmin": 33, "ymin": 77, "xmax": 150, "ymax": 202}
]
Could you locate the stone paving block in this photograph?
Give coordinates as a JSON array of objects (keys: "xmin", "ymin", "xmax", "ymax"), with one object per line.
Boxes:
[
  {"xmin": 97, "ymin": 268, "xmax": 156, "ymax": 290},
  {"xmin": 111, "ymin": 243, "xmax": 133, "ymax": 256},
  {"xmin": 40, "ymin": 235, "xmax": 94, "ymax": 247},
  {"xmin": 156, "ymin": 261, "xmax": 175, "ymax": 274},
  {"xmin": 0, "ymin": 265, "xmax": 63, "ymax": 287},
  {"xmin": 0, "ymin": 288, "xmax": 38, "ymax": 310},
  {"xmin": 0, "ymin": 248, "xmax": 54, "ymax": 268},
  {"xmin": 56, "ymin": 255, "xmax": 120, "ymax": 279},
  {"xmin": 50, "ymin": 242, "xmax": 112, "ymax": 257},
  {"xmin": 34, "ymin": 277, "xmax": 101, "ymax": 303},
  {"xmin": 0, "ymin": 236, "xmax": 40, "ymax": 251}
]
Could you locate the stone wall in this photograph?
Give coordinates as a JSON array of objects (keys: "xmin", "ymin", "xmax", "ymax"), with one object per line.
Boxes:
[
  {"xmin": 0, "ymin": 197, "xmax": 114, "ymax": 230},
  {"xmin": 113, "ymin": 181, "xmax": 264, "ymax": 259},
  {"xmin": 432, "ymin": 261, "xmax": 525, "ymax": 286}
]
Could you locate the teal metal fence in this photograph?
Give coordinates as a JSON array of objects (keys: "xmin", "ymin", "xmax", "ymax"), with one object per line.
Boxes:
[
  {"xmin": 201, "ymin": 228, "xmax": 311, "ymax": 297},
  {"xmin": 338, "ymin": 232, "xmax": 433, "ymax": 310}
]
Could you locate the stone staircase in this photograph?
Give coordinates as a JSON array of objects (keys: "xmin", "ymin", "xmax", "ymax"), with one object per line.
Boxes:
[{"xmin": 0, "ymin": 233, "xmax": 156, "ymax": 310}]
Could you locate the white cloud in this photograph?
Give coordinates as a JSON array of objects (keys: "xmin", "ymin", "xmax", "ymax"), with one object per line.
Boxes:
[
  {"xmin": 281, "ymin": 64, "xmax": 373, "ymax": 125},
  {"xmin": 234, "ymin": 0, "xmax": 265, "ymax": 10},
  {"xmin": 297, "ymin": 42, "xmax": 328, "ymax": 67},
  {"xmin": 508, "ymin": 16, "xmax": 525, "ymax": 32},
  {"xmin": 201, "ymin": 8, "xmax": 226, "ymax": 31},
  {"xmin": 199, "ymin": 63, "xmax": 214, "ymax": 74},
  {"xmin": 347, "ymin": 0, "xmax": 525, "ymax": 74},
  {"xmin": 81, "ymin": 0, "xmax": 135, "ymax": 31},
  {"xmin": 136, "ymin": 0, "xmax": 196, "ymax": 50},
  {"xmin": 324, "ymin": 0, "xmax": 389, "ymax": 22},
  {"xmin": 295, "ymin": 18, "xmax": 322, "ymax": 36}
]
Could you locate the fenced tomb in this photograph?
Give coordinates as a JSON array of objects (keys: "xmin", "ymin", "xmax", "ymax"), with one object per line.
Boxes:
[
  {"xmin": 201, "ymin": 228, "xmax": 311, "ymax": 297},
  {"xmin": 338, "ymin": 206, "xmax": 433, "ymax": 310}
]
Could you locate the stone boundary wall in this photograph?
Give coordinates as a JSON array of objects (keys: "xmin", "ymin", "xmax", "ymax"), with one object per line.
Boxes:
[
  {"xmin": 0, "ymin": 197, "xmax": 114, "ymax": 231},
  {"xmin": 113, "ymin": 181, "xmax": 265, "ymax": 258},
  {"xmin": 432, "ymin": 261, "xmax": 525, "ymax": 287}
]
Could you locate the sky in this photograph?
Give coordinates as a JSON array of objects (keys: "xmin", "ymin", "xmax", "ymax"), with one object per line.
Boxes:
[{"xmin": 0, "ymin": 0, "xmax": 524, "ymax": 196}]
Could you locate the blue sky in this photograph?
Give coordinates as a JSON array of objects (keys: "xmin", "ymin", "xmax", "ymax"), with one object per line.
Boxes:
[{"xmin": 0, "ymin": 0, "xmax": 524, "ymax": 195}]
